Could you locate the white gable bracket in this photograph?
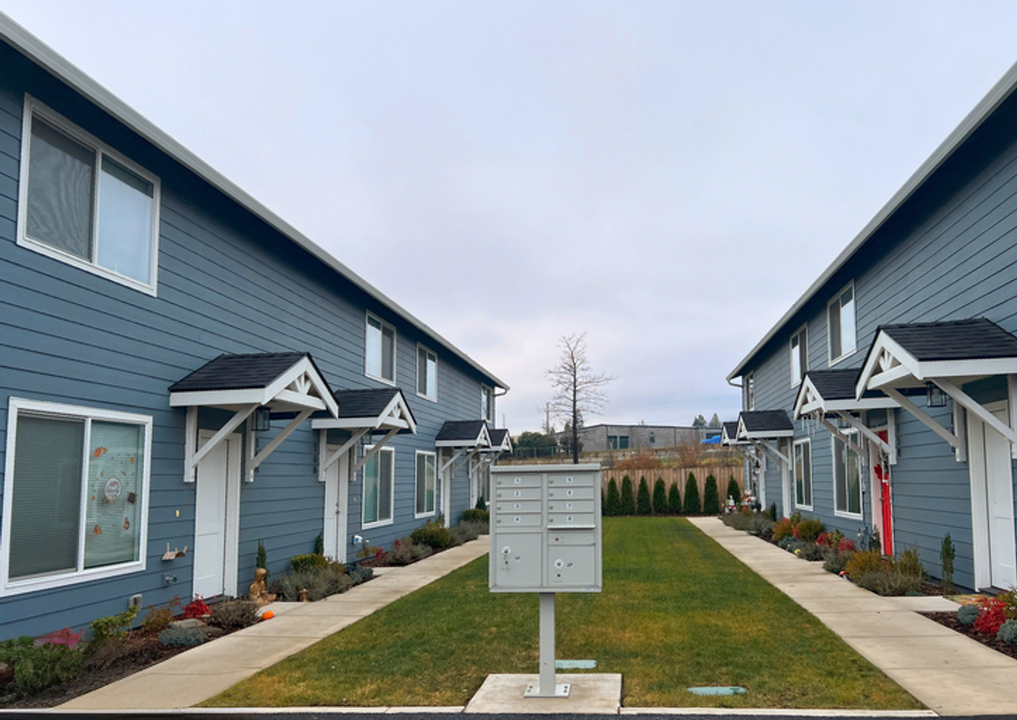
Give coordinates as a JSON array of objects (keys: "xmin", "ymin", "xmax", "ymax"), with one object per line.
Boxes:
[
  {"xmin": 353, "ymin": 428, "xmax": 400, "ymax": 476},
  {"xmin": 750, "ymin": 439, "xmax": 789, "ymax": 467},
  {"xmin": 932, "ymin": 378, "xmax": 1016, "ymax": 446},
  {"xmin": 818, "ymin": 417, "xmax": 867, "ymax": 459},
  {"xmin": 245, "ymin": 409, "xmax": 314, "ymax": 482},
  {"xmin": 882, "ymin": 387, "xmax": 964, "ymax": 460},
  {"xmin": 319, "ymin": 428, "xmax": 370, "ymax": 479},
  {"xmin": 186, "ymin": 403, "xmax": 259, "ymax": 482},
  {"xmin": 835, "ymin": 412, "xmax": 893, "ymax": 459}
]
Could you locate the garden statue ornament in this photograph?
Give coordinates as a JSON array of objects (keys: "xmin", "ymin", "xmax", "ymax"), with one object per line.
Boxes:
[{"xmin": 248, "ymin": 567, "xmax": 276, "ymax": 606}]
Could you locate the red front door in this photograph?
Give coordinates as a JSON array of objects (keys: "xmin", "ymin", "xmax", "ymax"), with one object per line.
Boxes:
[{"xmin": 874, "ymin": 430, "xmax": 893, "ymax": 555}]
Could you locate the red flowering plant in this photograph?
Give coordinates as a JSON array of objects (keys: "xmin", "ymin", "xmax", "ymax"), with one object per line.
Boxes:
[
  {"xmin": 182, "ymin": 595, "xmax": 211, "ymax": 619},
  {"xmin": 974, "ymin": 597, "xmax": 1008, "ymax": 636},
  {"xmin": 816, "ymin": 532, "xmax": 830, "ymax": 547},
  {"xmin": 37, "ymin": 627, "xmax": 85, "ymax": 649},
  {"xmin": 838, "ymin": 538, "xmax": 856, "ymax": 555}
]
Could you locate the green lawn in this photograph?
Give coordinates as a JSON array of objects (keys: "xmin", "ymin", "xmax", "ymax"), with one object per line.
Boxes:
[{"xmin": 203, "ymin": 517, "xmax": 923, "ymax": 709}]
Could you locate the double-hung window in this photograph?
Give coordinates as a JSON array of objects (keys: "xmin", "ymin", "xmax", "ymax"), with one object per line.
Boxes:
[
  {"xmin": 362, "ymin": 445, "xmax": 394, "ymax": 527},
  {"xmin": 744, "ymin": 373, "xmax": 755, "ymax": 410},
  {"xmin": 828, "ymin": 283, "xmax": 857, "ymax": 364},
  {"xmin": 793, "ymin": 439, "xmax": 812, "ymax": 509},
  {"xmin": 3, "ymin": 398, "xmax": 151, "ymax": 595},
  {"xmin": 365, "ymin": 313, "xmax": 396, "ymax": 384},
  {"xmin": 481, "ymin": 384, "xmax": 494, "ymax": 423},
  {"xmin": 833, "ymin": 430, "xmax": 862, "ymax": 517},
  {"xmin": 417, "ymin": 345, "xmax": 437, "ymax": 401},
  {"xmin": 19, "ymin": 98, "xmax": 161, "ymax": 294},
  {"xmin": 790, "ymin": 325, "xmax": 808, "ymax": 386},
  {"xmin": 415, "ymin": 451, "xmax": 436, "ymax": 517}
]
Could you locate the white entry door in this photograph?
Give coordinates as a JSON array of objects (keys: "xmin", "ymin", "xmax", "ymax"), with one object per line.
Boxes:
[
  {"xmin": 323, "ymin": 445, "xmax": 349, "ymax": 563},
  {"xmin": 780, "ymin": 440, "xmax": 794, "ymax": 518},
  {"xmin": 968, "ymin": 403, "xmax": 1017, "ymax": 590},
  {"xmin": 440, "ymin": 450, "xmax": 452, "ymax": 522},
  {"xmin": 193, "ymin": 430, "xmax": 241, "ymax": 599}
]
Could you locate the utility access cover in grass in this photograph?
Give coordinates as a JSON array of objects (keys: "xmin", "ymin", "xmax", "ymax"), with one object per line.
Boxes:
[{"xmin": 203, "ymin": 517, "xmax": 923, "ymax": 709}]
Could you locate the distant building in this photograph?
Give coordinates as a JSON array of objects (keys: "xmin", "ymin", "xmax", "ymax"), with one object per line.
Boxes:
[{"xmin": 561, "ymin": 424, "xmax": 719, "ymax": 452}]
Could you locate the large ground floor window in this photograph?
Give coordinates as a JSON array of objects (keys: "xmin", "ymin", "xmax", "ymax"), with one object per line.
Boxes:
[
  {"xmin": 362, "ymin": 445, "xmax": 394, "ymax": 528},
  {"xmin": 794, "ymin": 438, "xmax": 812, "ymax": 509},
  {"xmin": 833, "ymin": 430, "xmax": 862, "ymax": 517},
  {"xmin": 3, "ymin": 398, "xmax": 151, "ymax": 595},
  {"xmin": 415, "ymin": 450, "xmax": 436, "ymax": 517}
]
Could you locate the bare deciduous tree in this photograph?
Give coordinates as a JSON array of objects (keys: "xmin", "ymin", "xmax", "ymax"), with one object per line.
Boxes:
[{"xmin": 546, "ymin": 332, "xmax": 615, "ymax": 464}]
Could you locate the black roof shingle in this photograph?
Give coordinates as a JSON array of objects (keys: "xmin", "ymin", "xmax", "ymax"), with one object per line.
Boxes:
[
  {"xmin": 169, "ymin": 352, "xmax": 310, "ymax": 393},
  {"xmin": 739, "ymin": 410, "xmax": 793, "ymax": 433},
  {"xmin": 436, "ymin": 420, "xmax": 488, "ymax": 444},
  {"xmin": 881, "ymin": 318, "xmax": 1017, "ymax": 362}
]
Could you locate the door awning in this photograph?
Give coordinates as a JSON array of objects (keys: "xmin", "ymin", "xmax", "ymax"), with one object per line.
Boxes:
[
  {"xmin": 436, "ymin": 420, "xmax": 492, "ymax": 449},
  {"xmin": 312, "ymin": 388, "xmax": 417, "ymax": 477},
  {"xmin": 793, "ymin": 368, "xmax": 898, "ymax": 420},
  {"xmin": 736, "ymin": 410, "xmax": 793, "ymax": 440},
  {"xmin": 721, "ymin": 421, "xmax": 748, "ymax": 446},
  {"xmin": 311, "ymin": 388, "xmax": 416, "ymax": 433},
  {"xmin": 484, "ymin": 428, "xmax": 513, "ymax": 453},
  {"xmin": 856, "ymin": 318, "xmax": 1017, "ymax": 459},
  {"xmin": 168, "ymin": 352, "xmax": 337, "ymax": 483}
]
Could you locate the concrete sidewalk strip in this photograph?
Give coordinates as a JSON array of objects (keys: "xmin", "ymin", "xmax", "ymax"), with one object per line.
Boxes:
[
  {"xmin": 687, "ymin": 516, "xmax": 1017, "ymax": 717},
  {"xmin": 59, "ymin": 537, "xmax": 491, "ymax": 710}
]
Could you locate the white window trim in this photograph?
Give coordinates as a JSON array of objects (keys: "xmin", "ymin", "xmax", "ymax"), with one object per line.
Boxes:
[
  {"xmin": 790, "ymin": 324, "xmax": 808, "ymax": 387},
  {"xmin": 364, "ymin": 312, "xmax": 397, "ymax": 386},
  {"xmin": 361, "ymin": 445, "xmax": 394, "ymax": 530},
  {"xmin": 793, "ymin": 437, "xmax": 813, "ymax": 511},
  {"xmin": 17, "ymin": 95, "xmax": 161, "ymax": 297},
  {"xmin": 414, "ymin": 450, "xmax": 437, "ymax": 519},
  {"xmin": 827, "ymin": 281, "xmax": 857, "ymax": 367},
  {"xmin": 416, "ymin": 343, "xmax": 438, "ymax": 403},
  {"xmin": 832, "ymin": 429, "xmax": 864, "ymax": 520},
  {"xmin": 2, "ymin": 397, "xmax": 152, "ymax": 597}
]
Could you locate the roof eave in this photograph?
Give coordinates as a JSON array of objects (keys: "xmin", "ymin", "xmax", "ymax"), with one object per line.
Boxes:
[
  {"xmin": 0, "ymin": 12, "xmax": 509, "ymax": 392},
  {"xmin": 727, "ymin": 58, "xmax": 1017, "ymax": 382}
]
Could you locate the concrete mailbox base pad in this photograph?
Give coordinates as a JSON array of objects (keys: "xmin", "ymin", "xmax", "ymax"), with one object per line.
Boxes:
[{"xmin": 465, "ymin": 673, "xmax": 622, "ymax": 713}]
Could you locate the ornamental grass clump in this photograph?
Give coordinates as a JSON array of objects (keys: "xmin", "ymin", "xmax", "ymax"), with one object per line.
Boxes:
[
  {"xmin": 209, "ymin": 600, "xmax": 260, "ymax": 631},
  {"xmin": 652, "ymin": 478, "xmax": 667, "ymax": 514},
  {"xmin": 411, "ymin": 518, "xmax": 454, "ymax": 549},
  {"xmin": 794, "ymin": 518, "xmax": 825, "ymax": 543}
]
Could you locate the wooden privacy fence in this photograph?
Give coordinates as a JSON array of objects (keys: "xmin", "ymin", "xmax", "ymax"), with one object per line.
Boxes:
[{"xmin": 600, "ymin": 466, "xmax": 744, "ymax": 503}]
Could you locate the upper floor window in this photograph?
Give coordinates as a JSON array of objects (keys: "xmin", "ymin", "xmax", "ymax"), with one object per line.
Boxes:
[
  {"xmin": 2, "ymin": 398, "xmax": 152, "ymax": 596},
  {"xmin": 365, "ymin": 313, "xmax": 396, "ymax": 384},
  {"xmin": 744, "ymin": 373, "xmax": 755, "ymax": 411},
  {"xmin": 790, "ymin": 325, "xmax": 808, "ymax": 386},
  {"xmin": 19, "ymin": 97, "xmax": 160, "ymax": 294},
  {"xmin": 481, "ymin": 384, "xmax": 494, "ymax": 423},
  {"xmin": 417, "ymin": 345, "xmax": 437, "ymax": 401},
  {"xmin": 828, "ymin": 283, "xmax": 856, "ymax": 364}
]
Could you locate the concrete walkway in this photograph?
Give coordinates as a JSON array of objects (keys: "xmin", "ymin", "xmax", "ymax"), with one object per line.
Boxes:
[
  {"xmin": 60, "ymin": 538, "xmax": 491, "ymax": 710},
  {"xmin": 687, "ymin": 517, "xmax": 1017, "ymax": 717}
]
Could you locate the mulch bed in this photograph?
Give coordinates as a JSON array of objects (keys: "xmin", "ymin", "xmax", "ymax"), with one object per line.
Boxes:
[{"xmin": 920, "ymin": 611, "xmax": 1017, "ymax": 662}]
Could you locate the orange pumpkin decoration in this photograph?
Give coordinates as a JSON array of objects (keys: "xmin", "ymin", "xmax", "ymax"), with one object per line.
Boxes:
[{"xmin": 262, "ymin": 610, "xmax": 274, "ymax": 620}]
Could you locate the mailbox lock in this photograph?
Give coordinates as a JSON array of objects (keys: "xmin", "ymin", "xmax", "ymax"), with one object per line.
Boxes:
[
  {"xmin": 501, "ymin": 545, "xmax": 511, "ymax": 569},
  {"xmin": 554, "ymin": 558, "xmax": 564, "ymax": 569}
]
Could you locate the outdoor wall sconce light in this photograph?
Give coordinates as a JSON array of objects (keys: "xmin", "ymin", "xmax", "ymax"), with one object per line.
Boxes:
[
  {"xmin": 253, "ymin": 406, "xmax": 272, "ymax": 432},
  {"xmin": 926, "ymin": 383, "xmax": 947, "ymax": 408}
]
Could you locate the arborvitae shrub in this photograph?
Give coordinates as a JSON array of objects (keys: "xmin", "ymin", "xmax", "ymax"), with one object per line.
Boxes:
[
  {"xmin": 726, "ymin": 477, "xmax": 741, "ymax": 505},
  {"xmin": 652, "ymin": 478, "xmax": 667, "ymax": 514},
  {"xmin": 637, "ymin": 477, "xmax": 652, "ymax": 515},
  {"xmin": 606, "ymin": 478, "xmax": 621, "ymax": 516},
  {"xmin": 682, "ymin": 472, "xmax": 701, "ymax": 514},
  {"xmin": 620, "ymin": 475, "xmax": 636, "ymax": 515},
  {"xmin": 941, "ymin": 533, "xmax": 956, "ymax": 595},
  {"xmin": 768, "ymin": 503, "xmax": 777, "ymax": 521},
  {"xmin": 668, "ymin": 482, "xmax": 681, "ymax": 514},
  {"xmin": 703, "ymin": 475, "xmax": 720, "ymax": 515}
]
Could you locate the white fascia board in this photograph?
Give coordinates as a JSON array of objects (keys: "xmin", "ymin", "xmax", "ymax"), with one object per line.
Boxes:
[
  {"xmin": 170, "ymin": 389, "xmax": 267, "ymax": 408},
  {"xmin": 310, "ymin": 417, "xmax": 409, "ymax": 431},
  {"xmin": 0, "ymin": 12, "xmax": 508, "ymax": 393},
  {"xmin": 727, "ymin": 58, "xmax": 1017, "ymax": 383},
  {"xmin": 920, "ymin": 358, "xmax": 1017, "ymax": 378},
  {"xmin": 824, "ymin": 397, "xmax": 899, "ymax": 411},
  {"xmin": 743, "ymin": 429, "xmax": 794, "ymax": 440}
]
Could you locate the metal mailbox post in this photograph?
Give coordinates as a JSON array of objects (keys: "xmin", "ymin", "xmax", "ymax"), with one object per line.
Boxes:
[{"xmin": 489, "ymin": 463, "xmax": 602, "ymax": 698}]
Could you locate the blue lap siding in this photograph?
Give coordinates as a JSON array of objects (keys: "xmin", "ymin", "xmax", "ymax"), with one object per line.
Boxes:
[{"xmin": 0, "ymin": 37, "xmax": 501, "ymax": 639}]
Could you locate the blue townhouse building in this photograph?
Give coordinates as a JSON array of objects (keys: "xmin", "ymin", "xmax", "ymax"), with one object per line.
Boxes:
[
  {"xmin": 727, "ymin": 58, "xmax": 1017, "ymax": 593},
  {"xmin": 0, "ymin": 13, "xmax": 509, "ymax": 640}
]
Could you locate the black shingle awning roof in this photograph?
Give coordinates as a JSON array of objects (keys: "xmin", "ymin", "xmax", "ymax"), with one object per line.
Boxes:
[
  {"xmin": 436, "ymin": 420, "xmax": 491, "ymax": 448},
  {"xmin": 168, "ymin": 352, "xmax": 338, "ymax": 417},
  {"xmin": 737, "ymin": 410, "xmax": 793, "ymax": 439},
  {"xmin": 487, "ymin": 428, "xmax": 512, "ymax": 452},
  {"xmin": 311, "ymin": 386, "xmax": 416, "ymax": 433},
  {"xmin": 880, "ymin": 318, "xmax": 1017, "ymax": 361},
  {"xmin": 723, "ymin": 421, "xmax": 739, "ymax": 437},
  {"xmin": 806, "ymin": 369, "xmax": 860, "ymax": 401},
  {"xmin": 169, "ymin": 352, "xmax": 309, "ymax": 392}
]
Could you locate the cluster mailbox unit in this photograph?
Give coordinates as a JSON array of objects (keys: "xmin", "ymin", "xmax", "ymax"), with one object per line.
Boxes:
[{"xmin": 489, "ymin": 463, "xmax": 602, "ymax": 697}]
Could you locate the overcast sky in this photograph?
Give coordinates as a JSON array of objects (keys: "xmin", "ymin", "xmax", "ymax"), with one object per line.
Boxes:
[{"xmin": 8, "ymin": 1, "xmax": 1017, "ymax": 433}]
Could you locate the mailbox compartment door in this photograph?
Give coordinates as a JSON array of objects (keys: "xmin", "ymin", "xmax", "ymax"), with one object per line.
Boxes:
[
  {"xmin": 548, "ymin": 545, "xmax": 596, "ymax": 587},
  {"xmin": 493, "ymin": 534, "xmax": 543, "ymax": 589}
]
